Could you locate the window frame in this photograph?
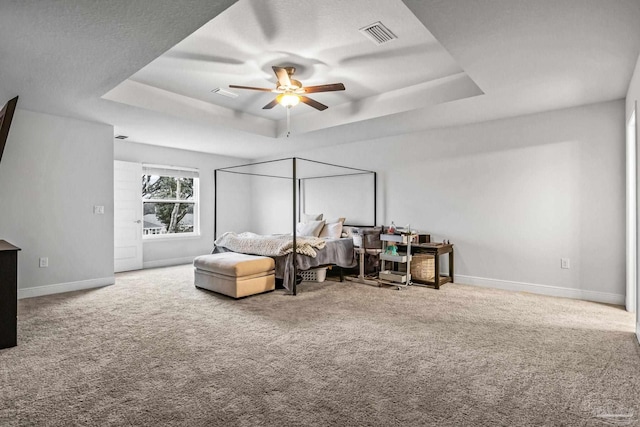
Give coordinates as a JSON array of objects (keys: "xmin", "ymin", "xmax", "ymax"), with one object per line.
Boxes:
[{"xmin": 141, "ymin": 165, "xmax": 200, "ymax": 240}]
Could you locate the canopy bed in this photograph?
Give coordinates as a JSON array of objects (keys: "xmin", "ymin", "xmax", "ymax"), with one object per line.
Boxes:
[{"xmin": 214, "ymin": 157, "xmax": 377, "ymax": 295}]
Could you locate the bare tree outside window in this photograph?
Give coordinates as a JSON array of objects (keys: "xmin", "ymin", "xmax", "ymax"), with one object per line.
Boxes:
[{"xmin": 142, "ymin": 174, "xmax": 197, "ymax": 235}]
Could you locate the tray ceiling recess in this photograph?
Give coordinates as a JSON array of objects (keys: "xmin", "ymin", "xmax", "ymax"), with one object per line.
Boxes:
[{"xmin": 103, "ymin": 0, "xmax": 483, "ymax": 139}]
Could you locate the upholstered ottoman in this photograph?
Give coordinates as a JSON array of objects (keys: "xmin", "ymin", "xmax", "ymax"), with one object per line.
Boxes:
[{"xmin": 194, "ymin": 252, "xmax": 275, "ymax": 298}]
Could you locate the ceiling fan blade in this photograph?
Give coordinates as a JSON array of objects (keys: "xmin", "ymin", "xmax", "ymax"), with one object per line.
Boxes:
[
  {"xmin": 229, "ymin": 85, "xmax": 275, "ymax": 92},
  {"xmin": 273, "ymin": 66, "xmax": 292, "ymax": 88},
  {"xmin": 262, "ymin": 98, "xmax": 279, "ymax": 109},
  {"xmin": 299, "ymin": 96, "xmax": 328, "ymax": 111},
  {"xmin": 302, "ymin": 83, "xmax": 346, "ymax": 93}
]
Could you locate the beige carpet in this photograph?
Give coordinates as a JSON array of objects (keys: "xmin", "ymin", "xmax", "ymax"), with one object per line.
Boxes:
[{"xmin": 1, "ymin": 265, "xmax": 639, "ymax": 426}]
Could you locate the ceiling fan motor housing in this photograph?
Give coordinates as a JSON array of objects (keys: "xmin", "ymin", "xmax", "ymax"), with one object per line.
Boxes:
[
  {"xmin": 277, "ymin": 67, "xmax": 302, "ymax": 91},
  {"xmin": 278, "ymin": 79, "xmax": 302, "ymax": 91}
]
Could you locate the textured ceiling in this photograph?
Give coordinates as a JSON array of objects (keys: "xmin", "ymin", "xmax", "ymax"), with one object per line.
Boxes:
[{"xmin": 1, "ymin": 0, "xmax": 640, "ymax": 159}]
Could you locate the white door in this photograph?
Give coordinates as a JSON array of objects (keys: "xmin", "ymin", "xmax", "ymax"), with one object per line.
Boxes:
[{"xmin": 114, "ymin": 160, "xmax": 143, "ymax": 272}]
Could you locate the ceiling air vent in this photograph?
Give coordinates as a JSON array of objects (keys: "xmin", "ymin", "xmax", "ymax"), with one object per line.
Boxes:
[
  {"xmin": 211, "ymin": 88, "xmax": 239, "ymax": 99},
  {"xmin": 114, "ymin": 135, "xmax": 128, "ymax": 140},
  {"xmin": 359, "ymin": 21, "xmax": 397, "ymax": 45}
]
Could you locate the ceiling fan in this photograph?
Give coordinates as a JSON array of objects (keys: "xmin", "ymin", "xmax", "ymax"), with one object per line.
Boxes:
[{"xmin": 230, "ymin": 66, "xmax": 345, "ymax": 111}]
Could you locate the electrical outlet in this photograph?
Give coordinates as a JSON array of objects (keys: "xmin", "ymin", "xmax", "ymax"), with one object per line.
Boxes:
[
  {"xmin": 39, "ymin": 257, "xmax": 48, "ymax": 268},
  {"xmin": 561, "ymin": 258, "xmax": 570, "ymax": 269},
  {"xmin": 93, "ymin": 205, "xmax": 105, "ymax": 215}
]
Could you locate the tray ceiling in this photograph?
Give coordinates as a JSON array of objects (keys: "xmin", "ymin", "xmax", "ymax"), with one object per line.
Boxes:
[{"xmin": 104, "ymin": 0, "xmax": 483, "ymax": 138}]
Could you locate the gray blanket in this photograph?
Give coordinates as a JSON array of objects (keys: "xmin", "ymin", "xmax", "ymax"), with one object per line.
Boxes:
[{"xmin": 278, "ymin": 238, "xmax": 357, "ymax": 291}]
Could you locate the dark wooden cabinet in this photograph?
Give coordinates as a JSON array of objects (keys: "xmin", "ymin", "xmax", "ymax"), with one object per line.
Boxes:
[{"xmin": 0, "ymin": 240, "xmax": 20, "ymax": 349}]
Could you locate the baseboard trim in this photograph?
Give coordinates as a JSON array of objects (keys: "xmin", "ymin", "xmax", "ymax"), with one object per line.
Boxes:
[
  {"xmin": 143, "ymin": 256, "xmax": 195, "ymax": 269},
  {"xmin": 18, "ymin": 276, "xmax": 115, "ymax": 299},
  {"xmin": 455, "ymin": 274, "xmax": 625, "ymax": 305}
]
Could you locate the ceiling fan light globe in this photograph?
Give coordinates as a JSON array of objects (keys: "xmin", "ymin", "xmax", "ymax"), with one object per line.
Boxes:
[{"xmin": 277, "ymin": 93, "xmax": 300, "ymax": 108}]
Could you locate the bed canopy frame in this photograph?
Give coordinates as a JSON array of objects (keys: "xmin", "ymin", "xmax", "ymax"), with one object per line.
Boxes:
[{"xmin": 214, "ymin": 157, "xmax": 377, "ymax": 295}]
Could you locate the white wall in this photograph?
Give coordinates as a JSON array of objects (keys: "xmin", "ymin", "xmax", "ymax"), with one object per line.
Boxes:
[
  {"xmin": 625, "ymin": 53, "xmax": 640, "ymax": 338},
  {"xmin": 626, "ymin": 54, "xmax": 640, "ymax": 123},
  {"xmin": 215, "ymin": 167, "xmax": 253, "ymax": 238},
  {"xmin": 258, "ymin": 100, "xmax": 626, "ymax": 304},
  {"xmin": 114, "ymin": 141, "xmax": 251, "ymax": 268},
  {"xmin": 250, "ymin": 176, "xmax": 293, "ymax": 235},
  {"xmin": 247, "ymin": 161, "xmax": 377, "ymax": 235},
  {"xmin": 301, "ymin": 174, "xmax": 376, "ymax": 227},
  {"xmin": 0, "ymin": 109, "xmax": 114, "ymax": 298}
]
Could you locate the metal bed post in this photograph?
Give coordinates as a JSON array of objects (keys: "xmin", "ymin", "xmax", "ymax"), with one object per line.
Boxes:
[
  {"xmin": 292, "ymin": 157, "xmax": 297, "ymax": 296},
  {"xmin": 374, "ymin": 172, "xmax": 377, "ymax": 226},
  {"xmin": 213, "ymin": 169, "xmax": 217, "ymax": 241},
  {"xmin": 298, "ymin": 178, "xmax": 302, "ymax": 220}
]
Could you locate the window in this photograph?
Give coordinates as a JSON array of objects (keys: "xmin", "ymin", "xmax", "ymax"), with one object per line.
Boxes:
[{"xmin": 142, "ymin": 165, "xmax": 199, "ymax": 238}]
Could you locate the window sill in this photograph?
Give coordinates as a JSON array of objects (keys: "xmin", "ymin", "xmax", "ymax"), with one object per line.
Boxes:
[{"xmin": 143, "ymin": 234, "xmax": 202, "ymax": 242}]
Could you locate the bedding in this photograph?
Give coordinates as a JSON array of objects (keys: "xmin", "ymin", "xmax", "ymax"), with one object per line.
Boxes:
[
  {"xmin": 214, "ymin": 231, "xmax": 326, "ymax": 257},
  {"xmin": 319, "ymin": 221, "xmax": 343, "ymax": 239},
  {"xmin": 214, "ymin": 235, "xmax": 356, "ymax": 291},
  {"xmin": 296, "ymin": 220, "xmax": 325, "ymax": 237},
  {"xmin": 278, "ymin": 238, "xmax": 356, "ymax": 289}
]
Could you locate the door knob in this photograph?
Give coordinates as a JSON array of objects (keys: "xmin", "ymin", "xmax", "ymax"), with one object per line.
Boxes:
[{"xmin": 134, "ymin": 220, "xmax": 142, "ymax": 224}]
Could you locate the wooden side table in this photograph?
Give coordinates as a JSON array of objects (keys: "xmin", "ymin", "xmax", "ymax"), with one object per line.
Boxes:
[
  {"xmin": 0, "ymin": 240, "xmax": 20, "ymax": 349},
  {"xmin": 410, "ymin": 242, "xmax": 454, "ymax": 289}
]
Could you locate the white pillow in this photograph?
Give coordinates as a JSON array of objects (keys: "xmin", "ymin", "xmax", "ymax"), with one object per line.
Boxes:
[
  {"xmin": 324, "ymin": 217, "xmax": 346, "ymax": 224},
  {"xmin": 296, "ymin": 220, "xmax": 325, "ymax": 237},
  {"xmin": 301, "ymin": 213, "xmax": 323, "ymax": 223},
  {"xmin": 319, "ymin": 222, "xmax": 343, "ymax": 239}
]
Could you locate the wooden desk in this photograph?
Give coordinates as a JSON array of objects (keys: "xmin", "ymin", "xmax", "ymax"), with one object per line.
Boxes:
[
  {"xmin": 409, "ymin": 242, "xmax": 454, "ymax": 289},
  {"xmin": 0, "ymin": 240, "xmax": 20, "ymax": 349}
]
